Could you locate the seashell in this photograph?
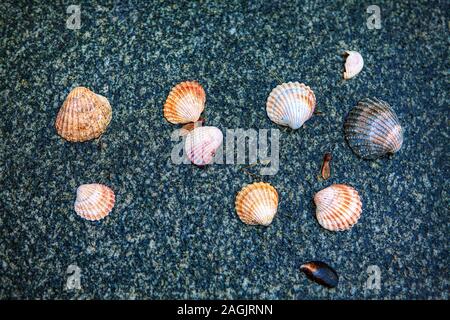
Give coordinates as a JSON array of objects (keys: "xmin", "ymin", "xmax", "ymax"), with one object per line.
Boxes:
[
  {"xmin": 163, "ymin": 81, "xmax": 206, "ymax": 124},
  {"xmin": 344, "ymin": 98, "xmax": 403, "ymax": 159},
  {"xmin": 266, "ymin": 82, "xmax": 316, "ymax": 129},
  {"xmin": 180, "ymin": 118, "xmax": 205, "ymax": 136},
  {"xmin": 235, "ymin": 182, "xmax": 279, "ymax": 226},
  {"xmin": 343, "ymin": 50, "xmax": 364, "ymax": 79},
  {"xmin": 320, "ymin": 152, "xmax": 332, "ymax": 180},
  {"xmin": 184, "ymin": 126, "xmax": 223, "ymax": 166},
  {"xmin": 74, "ymin": 184, "xmax": 115, "ymax": 221},
  {"xmin": 314, "ymin": 184, "xmax": 362, "ymax": 231},
  {"xmin": 55, "ymin": 87, "xmax": 112, "ymax": 142},
  {"xmin": 300, "ymin": 261, "xmax": 339, "ymax": 288}
]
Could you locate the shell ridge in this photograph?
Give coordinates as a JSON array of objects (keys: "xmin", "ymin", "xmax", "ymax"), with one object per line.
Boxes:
[
  {"xmin": 345, "ymin": 98, "xmax": 403, "ymax": 159},
  {"xmin": 314, "ymin": 184, "xmax": 362, "ymax": 231}
]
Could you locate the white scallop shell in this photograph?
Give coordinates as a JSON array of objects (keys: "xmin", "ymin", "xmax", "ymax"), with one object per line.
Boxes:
[
  {"xmin": 266, "ymin": 82, "xmax": 316, "ymax": 129},
  {"xmin": 343, "ymin": 51, "xmax": 364, "ymax": 80},
  {"xmin": 314, "ymin": 184, "xmax": 362, "ymax": 231},
  {"xmin": 74, "ymin": 184, "xmax": 115, "ymax": 221},
  {"xmin": 184, "ymin": 126, "xmax": 223, "ymax": 166}
]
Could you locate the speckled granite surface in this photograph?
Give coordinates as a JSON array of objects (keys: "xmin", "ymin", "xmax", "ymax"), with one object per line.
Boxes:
[{"xmin": 0, "ymin": 0, "xmax": 448, "ymax": 299}]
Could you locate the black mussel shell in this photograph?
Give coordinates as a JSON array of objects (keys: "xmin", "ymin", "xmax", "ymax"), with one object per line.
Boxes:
[{"xmin": 300, "ymin": 261, "xmax": 339, "ymax": 288}]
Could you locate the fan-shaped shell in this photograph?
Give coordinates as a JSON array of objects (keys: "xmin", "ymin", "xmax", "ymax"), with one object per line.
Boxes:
[
  {"xmin": 74, "ymin": 184, "xmax": 115, "ymax": 221},
  {"xmin": 266, "ymin": 82, "xmax": 316, "ymax": 129},
  {"xmin": 235, "ymin": 182, "xmax": 279, "ymax": 226},
  {"xmin": 314, "ymin": 184, "xmax": 362, "ymax": 231},
  {"xmin": 344, "ymin": 98, "xmax": 403, "ymax": 159},
  {"xmin": 343, "ymin": 51, "xmax": 364, "ymax": 80},
  {"xmin": 184, "ymin": 126, "xmax": 223, "ymax": 166},
  {"xmin": 55, "ymin": 87, "xmax": 112, "ymax": 142},
  {"xmin": 163, "ymin": 81, "xmax": 206, "ymax": 124}
]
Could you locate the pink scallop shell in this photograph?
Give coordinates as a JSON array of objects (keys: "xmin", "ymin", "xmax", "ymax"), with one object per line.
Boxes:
[
  {"xmin": 74, "ymin": 184, "xmax": 115, "ymax": 221},
  {"xmin": 184, "ymin": 126, "xmax": 223, "ymax": 166}
]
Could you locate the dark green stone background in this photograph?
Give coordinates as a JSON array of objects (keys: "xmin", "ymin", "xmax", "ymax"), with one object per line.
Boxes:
[{"xmin": 0, "ymin": 0, "xmax": 448, "ymax": 299}]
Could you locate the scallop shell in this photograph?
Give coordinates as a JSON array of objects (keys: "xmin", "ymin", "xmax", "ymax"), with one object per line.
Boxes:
[
  {"xmin": 74, "ymin": 184, "xmax": 115, "ymax": 221},
  {"xmin": 55, "ymin": 87, "xmax": 112, "ymax": 142},
  {"xmin": 235, "ymin": 182, "xmax": 279, "ymax": 226},
  {"xmin": 344, "ymin": 98, "xmax": 403, "ymax": 159},
  {"xmin": 266, "ymin": 82, "xmax": 316, "ymax": 129},
  {"xmin": 343, "ymin": 51, "xmax": 364, "ymax": 79},
  {"xmin": 314, "ymin": 184, "xmax": 362, "ymax": 231},
  {"xmin": 163, "ymin": 81, "xmax": 206, "ymax": 124},
  {"xmin": 184, "ymin": 126, "xmax": 223, "ymax": 166}
]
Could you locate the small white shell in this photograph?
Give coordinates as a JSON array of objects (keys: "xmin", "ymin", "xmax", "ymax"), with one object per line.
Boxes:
[
  {"xmin": 74, "ymin": 184, "xmax": 115, "ymax": 221},
  {"xmin": 343, "ymin": 51, "xmax": 364, "ymax": 80},
  {"xmin": 266, "ymin": 82, "xmax": 316, "ymax": 129},
  {"xmin": 184, "ymin": 126, "xmax": 223, "ymax": 166}
]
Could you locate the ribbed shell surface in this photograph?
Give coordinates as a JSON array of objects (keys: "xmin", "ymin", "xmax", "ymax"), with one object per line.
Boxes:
[
  {"xmin": 235, "ymin": 182, "xmax": 279, "ymax": 226},
  {"xmin": 55, "ymin": 87, "xmax": 112, "ymax": 142},
  {"xmin": 344, "ymin": 98, "xmax": 403, "ymax": 159},
  {"xmin": 314, "ymin": 184, "xmax": 362, "ymax": 231},
  {"xmin": 266, "ymin": 82, "xmax": 316, "ymax": 129},
  {"xmin": 74, "ymin": 184, "xmax": 115, "ymax": 221},
  {"xmin": 184, "ymin": 126, "xmax": 223, "ymax": 166},
  {"xmin": 163, "ymin": 81, "xmax": 206, "ymax": 124}
]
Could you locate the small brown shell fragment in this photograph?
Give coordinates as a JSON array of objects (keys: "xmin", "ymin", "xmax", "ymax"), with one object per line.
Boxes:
[
  {"xmin": 321, "ymin": 153, "xmax": 332, "ymax": 180},
  {"xmin": 55, "ymin": 87, "xmax": 112, "ymax": 142},
  {"xmin": 314, "ymin": 184, "xmax": 362, "ymax": 231},
  {"xmin": 180, "ymin": 118, "xmax": 205, "ymax": 136},
  {"xmin": 235, "ymin": 182, "xmax": 279, "ymax": 226}
]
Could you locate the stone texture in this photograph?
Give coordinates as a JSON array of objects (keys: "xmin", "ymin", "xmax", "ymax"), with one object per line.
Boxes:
[{"xmin": 0, "ymin": 0, "xmax": 448, "ymax": 299}]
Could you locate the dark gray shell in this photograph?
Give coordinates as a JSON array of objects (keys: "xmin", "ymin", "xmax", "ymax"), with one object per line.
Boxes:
[
  {"xmin": 300, "ymin": 261, "xmax": 339, "ymax": 288},
  {"xmin": 344, "ymin": 98, "xmax": 404, "ymax": 159}
]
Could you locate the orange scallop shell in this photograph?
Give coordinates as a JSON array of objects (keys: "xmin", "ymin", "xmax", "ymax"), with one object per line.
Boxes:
[
  {"xmin": 163, "ymin": 81, "xmax": 206, "ymax": 124},
  {"xmin": 314, "ymin": 184, "xmax": 362, "ymax": 231},
  {"xmin": 235, "ymin": 182, "xmax": 279, "ymax": 226},
  {"xmin": 55, "ymin": 87, "xmax": 112, "ymax": 142},
  {"xmin": 74, "ymin": 184, "xmax": 115, "ymax": 221}
]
